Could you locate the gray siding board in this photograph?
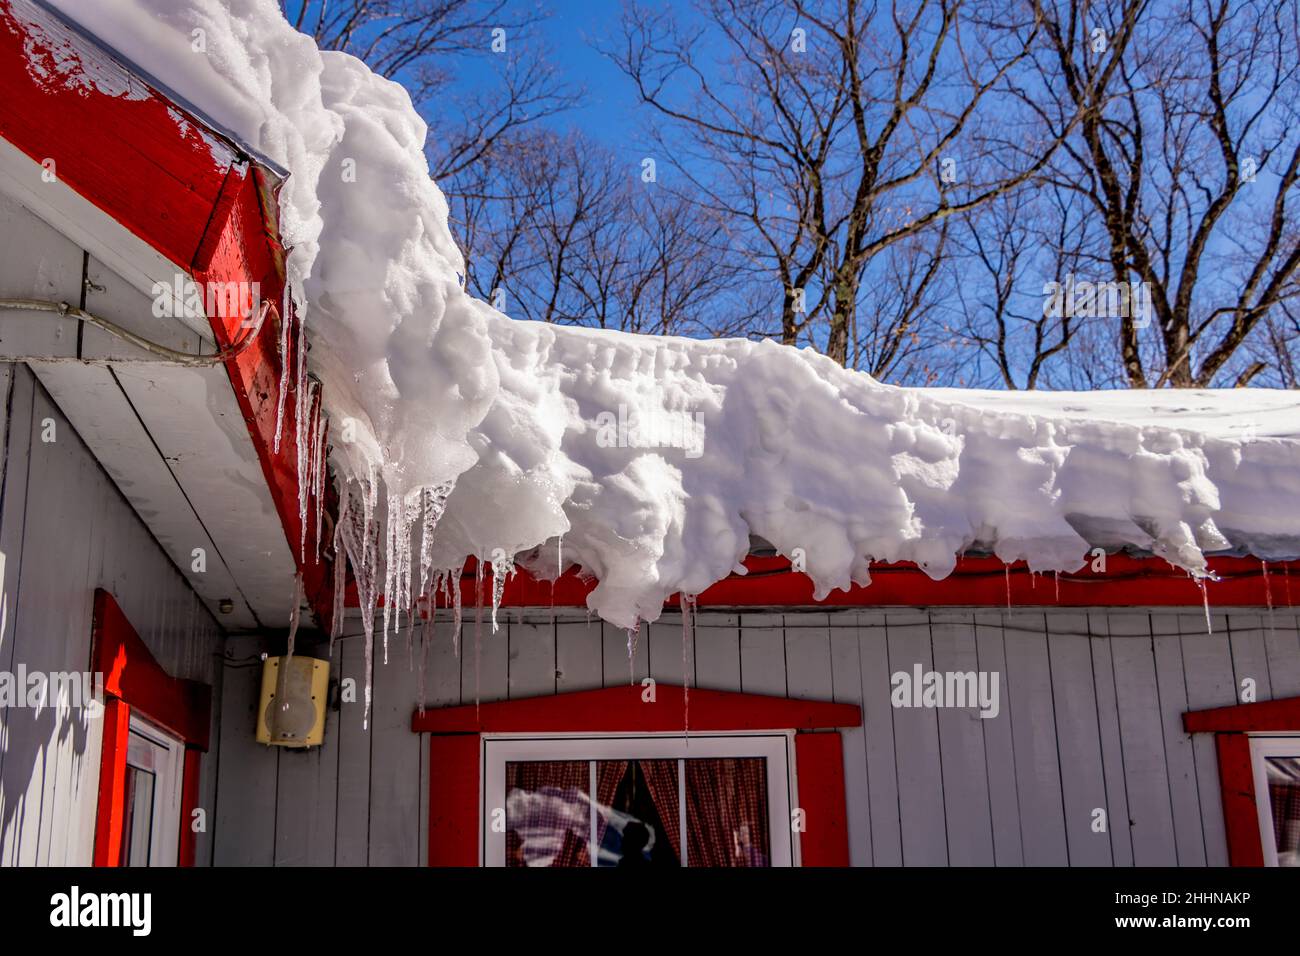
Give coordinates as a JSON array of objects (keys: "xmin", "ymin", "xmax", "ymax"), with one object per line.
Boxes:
[
  {"xmin": 367, "ymin": 644, "xmax": 422, "ymax": 866},
  {"xmin": 1150, "ymin": 619, "xmax": 1207, "ymax": 866},
  {"xmin": 332, "ymin": 635, "xmax": 372, "ymax": 866},
  {"xmin": 1108, "ymin": 614, "xmax": 1179, "ymax": 865},
  {"xmin": 1045, "ymin": 611, "xmax": 1112, "ymax": 866},
  {"xmin": 1003, "ymin": 611, "xmax": 1069, "ymax": 865},
  {"xmin": 930, "ymin": 612, "xmax": 994, "ymax": 866},
  {"xmin": 975, "ymin": 610, "xmax": 1024, "ymax": 866},
  {"xmin": 857, "ymin": 612, "xmax": 903, "ymax": 866},
  {"xmin": 1087, "ymin": 611, "xmax": 1134, "ymax": 866},
  {"xmin": 213, "ymin": 638, "xmax": 276, "ymax": 866},
  {"xmin": 829, "ymin": 624, "xmax": 871, "ymax": 866},
  {"xmin": 886, "ymin": 612, "xmax": 947, "ymax": 865},
  {"xmin": 556, "ymin": 618, "xmax": 603, "ymax": 694}
]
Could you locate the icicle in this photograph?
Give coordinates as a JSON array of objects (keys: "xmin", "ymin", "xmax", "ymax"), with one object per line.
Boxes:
[
  {"xmin": 313, "ymin": 411, "xmax": 328, "ymax": 562},
  {"xmin": 448, "ymin": 566, "xmax": 463, "ymax": 657},
  {"xmin": 273, "ymin": 285, "xmax": 292, "ymax": 453},
  {"xmin": 1285, "ymin": 564, "xmax": 1294, "ymax": 607},
  {"xmin": 338, "ymin": 475, "xmax": 380, "ymax": 730},
  {"xmin": 490, "ymin": 549, "xmax": 511, "ymax": 633},
  {"xmin": 681, "ymin": 595, "xmax": 694, "ymax": 734},
  {"xmin": 625, "ymin": 621, "xmax": 641, "ymax": 684},
  {"xmin": 1054, "ymin": 570, "xmax": 1060, "ymax": 603},
  {"xmin": 474, "ymin": 560, "xmax": 484, "ymax": 710},
  {"xmin": 330, "ymin": 494, "xmax": 347, "ymax": 657},
  {"xmin": 1262, "ymin": 559, "xmax": 1274, "ymax": 612},
  {"xmin": 1004, "ymin": 565, "xmax": 1011, "ymax": 610},
  {"xmin": 298, "ymin": 379, "xmax": 319, "ymax": 562},
  {"xmin": 1197, "ymin": 579, "xmax": 1213, "ymax": 635}
]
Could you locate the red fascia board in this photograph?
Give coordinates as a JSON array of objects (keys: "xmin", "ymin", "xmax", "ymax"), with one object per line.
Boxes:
[
  {"xmin": 1183, "ymin": 694, "xmax": 1300, "ymax": 734},
  {"xmin": 1, "ymin": 0, "xmax": 337, "ymax": 629},
  {"xmin": 411, "ymin": 683, "xmax": 861, "ymax": 735},
  {"xmin": 91, "ymin": 589, "xmax": 211, "ymax": 749},
  {"xmin": 0, "ymin": 0, "xmax": 232, "ymax": 266},
  {"xmin": 193, "ymin": 164, "xmax": 335, "ymax": 629},
  {"xmin": 370, "ymin": 552, "xmax": 1299, "ymax": 613}
]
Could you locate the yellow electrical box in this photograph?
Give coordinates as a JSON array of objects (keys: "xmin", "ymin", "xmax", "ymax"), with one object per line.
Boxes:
[{"xmin": 256, "ymin": 656, "xmax": 328, "ymax": 747}]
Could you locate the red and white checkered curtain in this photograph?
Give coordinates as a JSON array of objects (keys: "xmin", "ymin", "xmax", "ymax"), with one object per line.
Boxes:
[
  {"xmin": 640, "ymin": 760, "xmax": 681, "ymax": 860},
  {"xmin": 684, "ymin": 758, "xmax": 770, "ymax": 867}
]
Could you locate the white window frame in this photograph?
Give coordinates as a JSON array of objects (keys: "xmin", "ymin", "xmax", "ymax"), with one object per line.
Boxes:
[
  {"xmin": 1249, "ymin": 734, "xmax": 1300, "ymax": 867},
  {"xmin": 125, "ymin": 713, "xmax": 185, "ymax": 867},
  {"xmin": 482, "ymin": 732, "xmax": 798, "ymax": 868}
]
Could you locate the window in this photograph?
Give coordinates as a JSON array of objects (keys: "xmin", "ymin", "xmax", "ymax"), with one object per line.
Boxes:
[
  {"xmin": 483, "ymin": 734, "xmax": 795, "ymax": 867},
  {"xmin": 1250, "ymin": 737, "xmax": 1300, "ymax": 867},
  {"xmin": 120, "ymin": 715, "xmax": 185, "ymax": 867}
]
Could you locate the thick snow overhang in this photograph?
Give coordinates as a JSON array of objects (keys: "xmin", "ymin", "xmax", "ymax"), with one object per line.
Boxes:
[{"xmin": 0, "ymin": 0, "xmax": 335, "ymax": 630}]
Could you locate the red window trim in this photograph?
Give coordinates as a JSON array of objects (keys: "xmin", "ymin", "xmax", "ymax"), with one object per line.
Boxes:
[
  {"xmin": 91, "ymin": 589, "xmax": 212, "ymax": 867},
  {"xmin": 412, "ymin": 684, "xmax": 861, "ymax": 867},
  {"xmin": 1183, "ymin": 695, "xmax": 1300, "ymax": 867}
]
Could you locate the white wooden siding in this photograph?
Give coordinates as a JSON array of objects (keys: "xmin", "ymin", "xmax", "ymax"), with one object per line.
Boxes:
[
  {"xmin": 0, "ymin": 363, "xmax": 224, "ymax": 866},
  {"xmin": 215, "ymin": 602, "xmax": 1300, "ymax": 866}
]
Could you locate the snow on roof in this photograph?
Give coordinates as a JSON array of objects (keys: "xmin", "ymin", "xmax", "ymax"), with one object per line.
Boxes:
[{"xmin": 48, "ymin": 2, "xmax": 1300, "ymax": 659}]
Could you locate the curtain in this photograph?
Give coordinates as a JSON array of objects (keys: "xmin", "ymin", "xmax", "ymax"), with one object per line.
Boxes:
[
  {"xmin": 505, "ymin": 760, "xmax": 590, "ymax": 867},
  {"xmin": 640, "ymin": 760, "xmax": 681, "ymax": 860},
  {"xmin": 685, "ymin": 758, "xmax": 770, "ymax": 867},
  {"xmin": 594, "ymin": 759, "xmax": 628, "ymax": 848}
]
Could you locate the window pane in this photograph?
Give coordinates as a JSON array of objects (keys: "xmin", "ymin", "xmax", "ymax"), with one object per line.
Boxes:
[
  {"xmin": 1266, "ymin": 757, "xmax": 1300, "ymax": 866},
  {"xmin": 505, "ymin": 761, "xmax": 590, "ymax": 867},
  {"xmin": 685, "ymin": 757, "xmax": 770, "ymax": 867},
  {"xmin": 594, "ymin": 760, "xmax": 680, "ymax": 867},
  {"xmin": 122, "ymin": 766, "xmax": 156, "ymax": 867}
]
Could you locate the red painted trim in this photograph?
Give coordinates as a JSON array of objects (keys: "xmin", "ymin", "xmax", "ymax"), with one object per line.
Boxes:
[
  {"xmin": 794, "ymin": 732, "xmax": 850, "ymax": 866},
  {"xmin": 178, "ymin": 748, "xmax": 202, "ymax": 868},
  {"xmin": 92, "ymin": 696, "xmax": 131, "ymax": 867},
  {"xmin": 428, "ymin": 735, "xmax": 480, "ymax": 867},
  {"xmin": 1215, "ymin": 735, "xmax": 1265, "ymax": 867},
  {"xmin": 1183, "ymin": 695, "xmax": 1300, "ymax": 734},
  {"xmin": 1182, "ymin": 694, "xmax": 1300, "ymax": 866},
  {"xmin": 388, "ymin": 553, "xmax": 1300, "ymax": 615},
  {"xmin": 92, "ymin": 589, "xmax": 211, "ymax": 749},
  {"xmin": 0, "ymin": 0, "xmax": 337, "ymax": 629},
  {"xmin": 411, "ymin": 684, "xmax": 861, "ymax": 734},
  {"xmin": 91, "ymin": 589, "xmax": 212, "ymax": 867}
]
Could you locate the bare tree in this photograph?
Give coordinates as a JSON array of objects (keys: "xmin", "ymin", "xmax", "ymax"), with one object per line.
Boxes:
[
  {"xmin": 1027, "ymin": 0, "xmax": 1300, "ymax": 387},
  {"xmin": 608, "ymin": 0, "xmax": 1089, "ymax": 369}
]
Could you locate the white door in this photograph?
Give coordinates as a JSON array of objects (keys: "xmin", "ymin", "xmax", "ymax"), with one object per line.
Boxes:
[{"xmin": 122, "ymin": 714, "xmax": 185, "ymax": 866}]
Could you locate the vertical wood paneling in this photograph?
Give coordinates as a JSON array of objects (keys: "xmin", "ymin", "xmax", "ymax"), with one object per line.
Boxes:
[
  {"xmin": 1087, "ymin": 611, "xmax": 1133, "ymax": 866},
  {"xmin": 692, "ymin": 612, "xmax": 740, "ymax": 691},
  {"xmin": 886, "ymin": 610, "xmax": 947, "ymax": 865},
  {"xmin": 1262, "ymin": 612, "xmax": 1300, "ymax": 697},
  {"xmin": 739, "ymin": 612, "xmax": 785, "ymax": 697},
  {"xmin": 367, "ymin": 640, "xmax": 422, "ymax": 866},
  {"xmin": 975, "ymin": 610, "xmax": 1023, "ymax": 866},
  {"xmin": 212, "ymin": 638, "xmax": 276, "ymax": 866},
  {"xmin": 1107, "ymin": 612, "xmax": 1178, "ymax": 865},
  {"xmin": 829, "ymin": 619, "xmax": 871, "ymax": 866},
  {"xmin": 508, "ymin": 619, "xmax": 555, "ymax": 699},
  {"xmin": 1227, "ymin": 613, "xmax": 1272, "ymax": 703},
  {"xmin": 1178, "ymin": 612, "xmax": 1237, "ymax": 866},
  {"xmin": 556, "ymin": 617, "xmax": 603, "ymax": 693},
  {"xmin": 273, "ymin": 653, "xmax": 339, "ymax": 866},
  {"xmin": 1045, "ymin": 611, "xmax": 1112, "ymax": 866},
  {"xmin": 929, "ymin": 611, "xmax": 994, "ymax": 866},
  {"xmin": 1150, "ymin": 615, "xmax": 1206, "ymax": 866},
  {"xmin": 332, "ymin": 634, "xmax": 372, "ymax": 866},
  {"xmin": 785, "ymin": 613, "xmax": 832, "ymax": 701},
  {"xmin": 856, "ymin": 611, "xmax": 902, "ymax": 866},
  {"xmin": 1003, "ymin": 610, "xmax": 1068, "ymax": 865}
]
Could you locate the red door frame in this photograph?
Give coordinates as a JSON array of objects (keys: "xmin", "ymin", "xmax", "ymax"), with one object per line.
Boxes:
[
  {"xmin": 411, "ymin": 685, "xmax": 861, "ymax": 867},
  {"xmin": 91, "ymin": 589, "xmax": 212, "ymax": 867},
  {"xmin": 1183, "ymin": 695, "xmax": 1300, "ymax": 866}
]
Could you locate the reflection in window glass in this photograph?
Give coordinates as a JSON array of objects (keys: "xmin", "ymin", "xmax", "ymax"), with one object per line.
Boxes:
[
  {"xmin": 505, "ymin": 761, "xmax": 589, "ymax": 867},
  {"xmin": 1266, "ymin": 757, "xmax": 1300, "ymax": 867},
  {"xmin": 595, "ymin": 760, "xmax": 679, "ymax": 867},
  {"xmin": 121, "ymin": 766, "xmax": 156, "ymax": 867}
]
